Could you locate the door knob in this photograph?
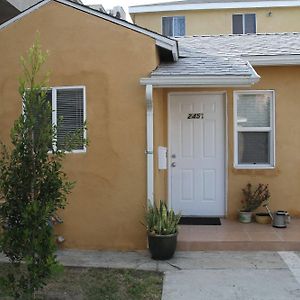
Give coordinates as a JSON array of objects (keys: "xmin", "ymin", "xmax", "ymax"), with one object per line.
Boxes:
[{"xmin": 171, "ymin": 162, "xmax": 176, "ymax": 167}]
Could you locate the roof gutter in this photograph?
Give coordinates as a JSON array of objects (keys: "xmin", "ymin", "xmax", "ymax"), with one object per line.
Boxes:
[
  {"xmin": 244, "ymin": 55, "xmax": 300, "ymax": 66},
  {"xmin": 129, "ymin": 1, "xmax": 300, "ymax": 14},
  {"xmin": 140, "ymin": 75, "xmax": 260, "ymax": 88}
]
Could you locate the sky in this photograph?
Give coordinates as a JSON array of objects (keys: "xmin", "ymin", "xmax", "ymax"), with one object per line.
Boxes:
[{"xmin": 82, "ymin": 0, "xmax": 177, "ymax": 20}]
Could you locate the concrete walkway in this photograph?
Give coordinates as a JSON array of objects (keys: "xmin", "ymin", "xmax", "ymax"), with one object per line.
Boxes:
[{"xmin": 1, "ymin": 250, "xmax": 300, "ymax": 299}]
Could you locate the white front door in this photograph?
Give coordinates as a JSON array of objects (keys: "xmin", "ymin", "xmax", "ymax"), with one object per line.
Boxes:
[{"xmin": 169, "ymin": 93, "xmax": 225, "ymax": 216}]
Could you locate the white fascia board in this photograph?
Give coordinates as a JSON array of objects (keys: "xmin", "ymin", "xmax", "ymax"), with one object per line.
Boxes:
[
  {"xmin": 244, "ymin": 55, "xmax": 300, "ymax": 66},
  {"xmin": 129, "ymin": 1, "xmax": 300, "ymax": 13},
  {"xmin": 0, "ymin": 0, "xmax": 178, "ymax": 61},
  {"xmin": 140, "ymin": 75, "xmax": 260, "ymax": 87}
]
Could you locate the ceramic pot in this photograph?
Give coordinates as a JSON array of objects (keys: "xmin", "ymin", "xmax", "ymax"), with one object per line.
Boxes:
[
  {"xmin": 239, "ymin": 211, "xmax": 252, "ymax": 223},
  {"xmin": 255, "ymin": 212, "xmax": 272, "ymax": 224},
  {"xmin": 148, "ymin": 232, "xmax": 177, "ymax": 260}
]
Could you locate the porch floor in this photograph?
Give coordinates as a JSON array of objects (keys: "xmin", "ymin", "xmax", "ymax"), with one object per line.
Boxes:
[{"xmin": 177, "ymin": 218, "xmax": 300, "ymax": 251}]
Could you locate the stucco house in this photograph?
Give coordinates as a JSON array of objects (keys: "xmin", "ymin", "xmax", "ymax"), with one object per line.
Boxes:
[
  {"xmin": 129, "ymin": 0, "xmax": 300, "ymax": 36},
  {"xmin": 1, "ymin": 0, "xmax": 300, "ymax": 250}
]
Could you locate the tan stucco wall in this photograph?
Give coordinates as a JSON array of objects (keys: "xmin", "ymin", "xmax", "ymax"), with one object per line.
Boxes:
[
  {"xmin": 0, "ymin": 2, "xmax": 159, "ymax": 250},
  {"xmin": 153, "ymin": 66, "xmax": 300, "ymax": 219},
  {"xmin": 132, "ymin": 7, "xmax": 300, "ymax": 35}
]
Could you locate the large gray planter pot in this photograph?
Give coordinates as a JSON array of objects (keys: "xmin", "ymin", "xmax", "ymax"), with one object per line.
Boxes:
[{"xmin": 148, "ymin": 232, "xmax": 178, "ymax": 260}]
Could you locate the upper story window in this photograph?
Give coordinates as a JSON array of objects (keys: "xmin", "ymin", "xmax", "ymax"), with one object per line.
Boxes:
[
  {"xmin": 232, "ymin": 13, "xmax": 256, "ymax": 34},
  {"xmin": 234, "ymin": 91, "xmax": 275, "ymax": 169},
  {"xmin": 162, "ymin": 16, "xmax": 185, "ymax": 37}
]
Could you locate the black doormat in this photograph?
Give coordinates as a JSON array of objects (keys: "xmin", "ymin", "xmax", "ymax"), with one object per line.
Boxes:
[{"xmin": 179, "ymin": 217, "xmax": 221, "ymax": 225}]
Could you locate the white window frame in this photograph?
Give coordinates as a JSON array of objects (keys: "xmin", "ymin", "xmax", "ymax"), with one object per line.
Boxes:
[
  {"xmin": 51, "ymin": 85, "xmax": 87, "ymax": 154},
  {"xmin": 161, "ymin": 16, "xmax": 185, "ymax": 37},
  {"xmin": 233, "ymin": 90, "xmax": 275, "ymax": 169},
  {"xmin": 232, "ymin": 13, "xmax": 257, "ymax": 34}
]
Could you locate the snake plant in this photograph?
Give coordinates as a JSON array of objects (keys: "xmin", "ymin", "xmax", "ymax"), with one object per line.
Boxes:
[{"xmin": 146, "ymin": 200, "xmax": 181, "ymax": 235}]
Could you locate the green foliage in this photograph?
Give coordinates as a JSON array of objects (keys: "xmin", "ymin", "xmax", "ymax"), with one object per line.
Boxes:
[
  {"xmin": 0, "ymin": 35, "xmax": 80, "ymax": 298},
  {"xmin": 241, "ymin": 183, "xmax": 271, "ymax": 212},
  {"xmin": 145, "ymin": 201, "xmax": 181, "ymax": 236}
]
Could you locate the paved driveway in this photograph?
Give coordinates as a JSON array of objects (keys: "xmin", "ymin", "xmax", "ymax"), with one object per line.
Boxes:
[
  {"xmin": 162, "ymin": 251, "xmax": 300, "ymax": 300},
  {"xmin": 1, "ymin": 250, "xmax": 300, "ymax": 299}
]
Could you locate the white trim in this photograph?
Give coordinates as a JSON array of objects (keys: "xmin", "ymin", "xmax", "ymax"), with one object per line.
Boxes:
[
  {"xmin": 0, "ymin": 0, "xmax": 178, "ymax": 61},
  {"xmin": 224, "ymin": 93, "xmax": 229, "ymax": 217},
  {"xmin": 167, "ymin": 91, "xmax": 227, "ymax": 217},
  {"xmin": 129, "ymin": 1, "xmax": 300, "ymax": 14},
  {"xmin": 244, "ymin": 55, "xmax": 300, "ymax": 66},
  {"xmin": 233, "ymin": 90, "xmax": 275, "ymax": 169},
  {"xmin": 146, "ymin": 85, "xmax": 154, "ymax": 205},
  {"xmin": 141, "ymin": 75, "xmax": 260, "ymax": 87},
  {"xmin": 51, "ymin": 85, "xmax": 87, "ymax": 154}
]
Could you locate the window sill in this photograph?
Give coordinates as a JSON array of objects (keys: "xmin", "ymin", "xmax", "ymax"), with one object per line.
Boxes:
[{"xmin": 233, "ymin": 164, "xmax": 275, "ymax": 170}]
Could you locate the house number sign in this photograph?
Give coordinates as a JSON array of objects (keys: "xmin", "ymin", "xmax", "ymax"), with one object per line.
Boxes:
[{"xmin": 187, "ymin": 113, "xmax": 204, "ymax": 120}]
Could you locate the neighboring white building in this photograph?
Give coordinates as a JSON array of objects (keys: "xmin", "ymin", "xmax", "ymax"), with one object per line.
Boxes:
[
  {"xmin": 88, "ymin": 3, "xmax": 126, "ymax": 20},
  {"xmin": 108, "ymin": 6, "xmax": 126, "ymax": 20}
]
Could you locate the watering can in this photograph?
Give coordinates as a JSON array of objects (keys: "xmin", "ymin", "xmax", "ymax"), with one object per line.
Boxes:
[{"xmin": 264, "ymin": 205, "xmax": 290, "ymax": 228}]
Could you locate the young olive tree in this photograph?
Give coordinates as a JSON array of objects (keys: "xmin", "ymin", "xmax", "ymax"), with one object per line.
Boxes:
[{"xmin": 0, "ymin": 37, "xmax": 82, "ymax": 298}]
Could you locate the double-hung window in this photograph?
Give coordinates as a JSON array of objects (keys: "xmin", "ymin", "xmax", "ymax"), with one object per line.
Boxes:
[
  {"xmin": 162, "ymin": 16, "xmax": 185, "ymax": 37},
  {"xmin": 232, "ymin": 13, "xmax": 256, "ymax": 34},
  {"xmin": 48, "ymin": 86, "xmax": 86, "ymax": 152},
  {"xmin": 234, "ymin": 91, "xmax": 275, "ymax": 169}
]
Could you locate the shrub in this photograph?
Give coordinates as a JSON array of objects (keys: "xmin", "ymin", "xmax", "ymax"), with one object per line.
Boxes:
[
  {"xmin": 145, "ymin": 201, "xmax": 181, "ymax": 235},
  {"xmin": 241, "ymin": 183, "xmax": 271, "ymax": 212}
]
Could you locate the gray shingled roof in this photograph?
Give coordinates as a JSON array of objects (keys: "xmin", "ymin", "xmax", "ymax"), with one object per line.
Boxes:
[
  {"xmin": 177, "ymin": 32, "xmax": 300, "ymax": 57},
  {"xmin": 152, "ymin": 55, "xmax": 254, "ymax": 77},
  {"xmin": 151, "ymin": 32, "xmax": 300, "ymax": 77}
]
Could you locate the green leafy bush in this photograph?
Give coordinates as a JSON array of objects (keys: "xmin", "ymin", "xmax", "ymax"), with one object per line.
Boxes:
[
  {"xmin": 241, "ymin": 183, "xmax": 271, "ymax": 212},
  {"xmin": 145, "ymin": 201, "xmax": 181, "ymax": 236},
  {"xmin": 0, "ymin": 35, "xmax": 86, "ymax": 299}
]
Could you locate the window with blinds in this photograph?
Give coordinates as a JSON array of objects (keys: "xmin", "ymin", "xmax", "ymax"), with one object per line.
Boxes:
[
  {"xmin": 49, "ymin": 87, "xmax": 86, "ymax": 152},
  {"xmin": 162, "ymin": 16, "xmax": 185, "ymax": 37},
  {"xmin": 234, "ymin": 91, "xmax": 275, "ymax": 168}
]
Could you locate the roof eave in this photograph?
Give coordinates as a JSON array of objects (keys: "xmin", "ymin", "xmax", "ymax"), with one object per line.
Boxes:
[
  {"xmin": 129, "ymin": 1, "xmax": 300, "ymax": 14},
  {"xmin": 140, "ymin": 75, "xmax": 261, "ymax": 88},
  {"xmin": 0, "ymin": 0, "xmax": 179, "ymax": 62},
  {"xmin": 245, "ymin": 55, "xmax": 300, "ymax": 66}
]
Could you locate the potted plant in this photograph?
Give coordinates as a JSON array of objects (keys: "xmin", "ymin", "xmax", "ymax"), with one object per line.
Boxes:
[
  {"xmin": 239, "ymin": 183, "xmax": 271, "ymax": 223},
  {"xmin": 145, "ymin": 200, "xmax": 181, "ymax": 260}
]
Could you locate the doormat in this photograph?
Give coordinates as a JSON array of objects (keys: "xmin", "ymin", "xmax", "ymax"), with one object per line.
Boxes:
[{"xmin": 179, "ymin": 217, "xmax": 221, "ymax": 225}]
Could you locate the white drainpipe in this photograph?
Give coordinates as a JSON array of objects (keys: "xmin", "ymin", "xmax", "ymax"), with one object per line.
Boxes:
[{"xmin": 145, "ymin": 84, "xmax": 154, "ymax": 205}]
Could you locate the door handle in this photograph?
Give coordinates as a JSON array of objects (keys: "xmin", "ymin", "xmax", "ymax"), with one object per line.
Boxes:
[{"xmin": 171, "ymin": 162, "xmax": 176, "ymax": 167}]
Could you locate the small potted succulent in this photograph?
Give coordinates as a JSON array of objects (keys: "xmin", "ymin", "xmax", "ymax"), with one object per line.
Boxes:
[
  {"xmin": 145, "ymin": 200, "xmax": 181, "ymax": 260},
  {"xmin": 239, "ymin": 183, "xmax": 270, "ymax": 223}
]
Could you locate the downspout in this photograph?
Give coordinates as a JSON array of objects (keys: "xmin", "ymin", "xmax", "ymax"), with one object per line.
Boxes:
[{"xmin": 145, "ymin": 84, "xmax": 154, "ymax": 205}]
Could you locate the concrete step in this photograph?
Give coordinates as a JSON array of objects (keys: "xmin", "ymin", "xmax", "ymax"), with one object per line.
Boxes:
[
  {"xmin": 177, "ymin": 240, "xmax": 300, "ymax": 251},
  {"xmin": 177, "ymin": 218, "xmax": 300, "ymax": 251}
]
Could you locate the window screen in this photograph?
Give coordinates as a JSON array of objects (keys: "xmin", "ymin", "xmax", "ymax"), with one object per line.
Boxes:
[
  {"xmin": 245, "ymin": 14, "xmax": 256, "ymax": 34},
  {"xmin": 162, "ymin": 17, "xmax": 173, "ymax": 36},
  {"xmin": 174, "ymin": 16, "xmax": 185, "ymax": 36},
  {"xmin": 234, "ymin": 91, "xmax": 274, "ymax": 168},
  {"xmin": 56, "ymin": 88, "xmax": 85, "ymax": 150},
  {"xmin": 237, "ymin": 94, "xmax": 270, "ymax": 127},
  {"xmin": 238, "ymin": 132, "xmax": 270, "ymax": 164},
  {"xmin": 233, "ymin": 14, "xmax": 243, "ymax": 34},
  {"xmin": 162, "ymin": 16, "xmax": 185, "ymax": 37}
]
